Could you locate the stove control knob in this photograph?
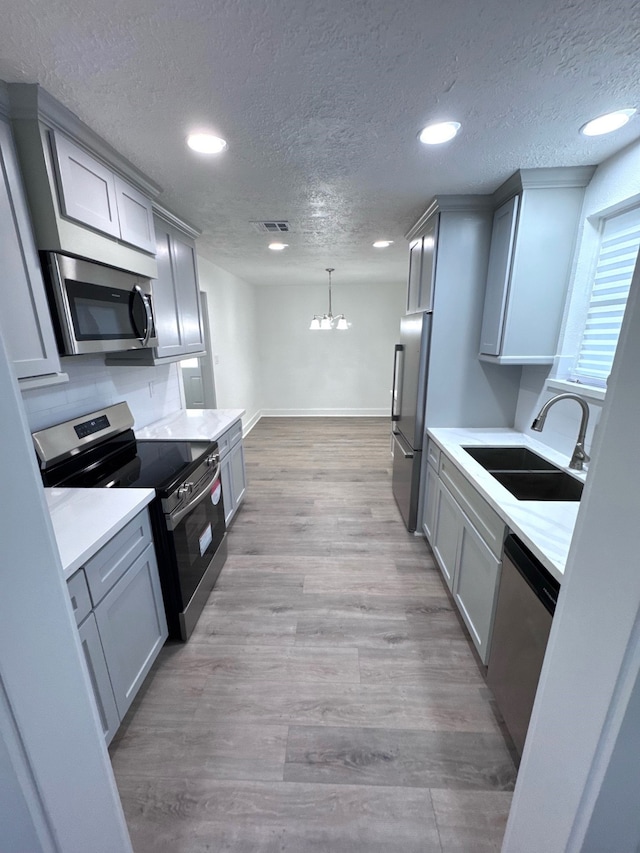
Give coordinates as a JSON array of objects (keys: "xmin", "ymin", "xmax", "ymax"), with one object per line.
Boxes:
[
  {"xmin": 206, "ymin": 453, "xmax": 219, "ymax": 466},
  {"xmin": 178, "ymin": 482, "xmax": 194, "ymax": 498}
]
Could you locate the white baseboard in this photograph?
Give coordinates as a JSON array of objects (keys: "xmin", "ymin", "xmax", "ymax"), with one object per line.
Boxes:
[
  {"xmin": 259, "ymin": 408, "xmax": 390, "ymax": 418},
  {"xmin": 242, "ymin": 410, "xmax": 263, "ymax": 435}
]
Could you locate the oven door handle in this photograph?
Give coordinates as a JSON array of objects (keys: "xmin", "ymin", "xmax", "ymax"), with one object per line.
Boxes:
[{"xmin": 166, "ymin": 462, "xmax": 221, "ymax": 531}]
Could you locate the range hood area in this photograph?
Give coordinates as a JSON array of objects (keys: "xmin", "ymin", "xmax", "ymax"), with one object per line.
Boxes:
[{"xmin": 7, "ymin": 83, "xmax": 160, "ymax": 279}]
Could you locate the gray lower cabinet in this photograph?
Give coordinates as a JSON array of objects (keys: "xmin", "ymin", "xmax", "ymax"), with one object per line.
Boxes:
[
  {"xmin": 423, "ymin": 446, "xmax": 505, "ymax": 664},
  {"xmin": 93, "ymin": 543, "xmax": 166, "ymax": 719},
  {"xmin": 219, "ymin": 420, "xmax": 246, "ymax": 526},
  {"xmin": 66, "ymin": 509, "xmax": 168, "ymax": 744},
  {"xmin": 77, "ymin": 613, "xmax": 120, "ymax": 744},
  {"xmin": 0, "ymin": 116, "xmax": 64, "ymax": 387}
]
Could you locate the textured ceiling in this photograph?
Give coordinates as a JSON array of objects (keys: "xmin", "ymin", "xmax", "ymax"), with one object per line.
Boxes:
[{"xmin": 1, "ymin": 0, "xmax": 639, "ymax": 288}]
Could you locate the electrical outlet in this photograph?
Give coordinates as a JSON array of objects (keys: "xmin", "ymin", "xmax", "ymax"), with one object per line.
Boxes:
[{"xmin": 214, "ymin": 354, "xmax": 220, "ymax": 365}]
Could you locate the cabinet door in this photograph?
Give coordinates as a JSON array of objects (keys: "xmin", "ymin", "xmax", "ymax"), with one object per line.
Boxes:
[
  {"xmin": 406, "ymin": 238, "xmax": 423, "ymax": 313},
  {"xmin": 0, "ymin": 120, "xmax": 62, "ymax": 381},
  {"xmin": 417, "ymin": 215, "xmax": 438, "ymax": 312},
  {"xmin": 114, "ymin": 175, "xmax": 155, "ymax": 253},
  {"xmin": 94, "ymin": 544, "xmax": 167, "ymax": 719},
  {"xmin": 422, "ymin": 461, "xmax": 438, "ymax": 543},
  {"xmin": 50, "ymin": 131, "xmax": 120, "ymax": 238},
  {"xmin": 453, "ymin": 520, "xmax": 501, "ymax": 664},
  {"xmin": 77, "ymin": 613, "xmax": 120, "ymax": 745},
  {"xmin": 229, "ymin": 441, "xmax": 246, "ymax": 515},
  {"xmin": 220, "ymin": 453, "xmax": 234, "ymax": 526},
  {"xmin": 479, "ymin": 195, "xmax": 519, "ymax": 356},
  {"xmin": 172, "ymin": 235, "xmax": 205, "ymax": 353},
  {"xmin": 431, "ymin": 481, "xmax": 462, "ymax": 592},
  {"xmin": 152, "ymin": 222, "xmax": 184, "ymax": 358}
]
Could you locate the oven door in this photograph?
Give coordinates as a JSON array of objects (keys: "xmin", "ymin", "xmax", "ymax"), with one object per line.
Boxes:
[
  {"xmin": 165, "ymin": 464, "xmax": 227, "ymax": 640},
  {"xmin": 44, "ymin": 252, "xmax": 157, "ymax": 355}
]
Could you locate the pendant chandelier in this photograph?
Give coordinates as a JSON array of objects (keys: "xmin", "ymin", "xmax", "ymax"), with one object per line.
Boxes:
[{"xmin": 309, "ymin": 268, "xmax": 349, "ymax": 330}]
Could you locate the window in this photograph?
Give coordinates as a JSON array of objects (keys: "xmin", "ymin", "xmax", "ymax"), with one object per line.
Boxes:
[{"xmin": 569, "ymin": 207, "xmax": 640, "ymax": 387}]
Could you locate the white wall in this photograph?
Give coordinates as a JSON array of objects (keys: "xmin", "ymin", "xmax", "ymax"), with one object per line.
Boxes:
[
  {"xmin": 503, "ymin": 213, "xmax": 640, "ymax": 853},
  {"xmin": 512, "ymin": 136, "xmax": 640, "ymax": 462},
  {"xmin": 197, "ymin": 255, "xmax": 261, "ymax": 430},
  {"xmin": 256, "ymin": 280, "xmax": 405, "ymax": 415},
  {"xmin": 21, "ymin": 356, "xmax": 182, "ymax": 432}
]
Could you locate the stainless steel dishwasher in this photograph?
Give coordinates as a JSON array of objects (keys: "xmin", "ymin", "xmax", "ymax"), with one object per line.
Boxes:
[{"xmin": 487, "ymin": 534, "xmax": 560, "ymax": 758}]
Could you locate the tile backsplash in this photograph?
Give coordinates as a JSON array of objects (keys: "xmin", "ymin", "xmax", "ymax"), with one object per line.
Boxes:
[{"xmin": 22, "ymin": 356, "xmax": 183, "ymax": 432}]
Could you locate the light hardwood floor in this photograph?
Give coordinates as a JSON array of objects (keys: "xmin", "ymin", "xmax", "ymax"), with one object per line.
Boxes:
[{"xmin": 111, "ymin": 417, "xmax": 515, "ymax": 852}]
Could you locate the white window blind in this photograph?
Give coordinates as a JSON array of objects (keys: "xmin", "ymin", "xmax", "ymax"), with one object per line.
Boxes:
[{"xmin": 571, "ymin": 207, "xmax": 640, "ymax": 387}]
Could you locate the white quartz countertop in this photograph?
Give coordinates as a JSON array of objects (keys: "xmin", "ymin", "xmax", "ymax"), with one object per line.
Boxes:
[
  {"xmin": 45, "ymin": 487, "xmax": 155, "ymax": 581},
  {"xmin": 135, "ymin": 408, "xmax": 245, "ymax": 442},
  {"xmin": 426, "ymin": 428, "xmax": 586, "ymax": 583}
]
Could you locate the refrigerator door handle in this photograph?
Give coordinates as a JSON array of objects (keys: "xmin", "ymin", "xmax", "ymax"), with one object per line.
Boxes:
[
  {"xmin": 391, "ymin": 344, "xmax": 404, "ymax": 421},
  {"xmin": 392, "ymin": 430, "xmax": 414, "ymax": 459}
]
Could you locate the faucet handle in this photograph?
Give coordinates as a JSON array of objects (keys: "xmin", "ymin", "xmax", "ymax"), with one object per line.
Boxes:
[{"xmin": 569, "ymin": 443, "xmax": 590, "ymax": 471}]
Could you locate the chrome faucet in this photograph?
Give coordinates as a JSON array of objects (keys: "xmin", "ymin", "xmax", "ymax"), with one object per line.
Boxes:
[{"xmin": 531, "ymin": 393, "xmax": 591, "ymax": 471}]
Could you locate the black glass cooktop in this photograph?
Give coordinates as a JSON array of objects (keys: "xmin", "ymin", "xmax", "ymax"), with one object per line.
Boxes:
[{"xmin": 42, "ymin": 430, "xmax": 216, "ymax": 496}]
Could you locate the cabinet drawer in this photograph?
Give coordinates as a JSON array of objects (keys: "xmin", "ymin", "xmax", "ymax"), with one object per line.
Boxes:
[
  {"xmin": 439, "ymin": 455, "xmax": 505, "ymax": 557},
  {"xmin": 83, "ymin": 510, "xmax": 152, "ymax": 605},
  {"xmin": 426, "ymin": 439, "xmax": 440, "ymax": 471},
  {"xmin": 67, "ymin": 569, "xmax": 92, "ymax": 626},
  {"xmin": 218, "ymin": 420, "xmax": 243, "ymax": 458}
]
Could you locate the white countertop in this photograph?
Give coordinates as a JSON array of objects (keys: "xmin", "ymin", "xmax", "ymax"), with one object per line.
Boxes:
[
  {"xmin": 135, "ymin": 408, "xmax": 245, "ymax": 442},
  {"xmin": 427, "ymin": 427, "xmax": 586, "ymax": 583},
  {"xmin": 45, "ymin": 488, "xmax": 155, "ymax": 580}
]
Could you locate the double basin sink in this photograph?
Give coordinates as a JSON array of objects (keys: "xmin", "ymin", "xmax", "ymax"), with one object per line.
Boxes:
[{"xmin": 462, "ymin": 446, "xmax": 584, "ymax": 502}]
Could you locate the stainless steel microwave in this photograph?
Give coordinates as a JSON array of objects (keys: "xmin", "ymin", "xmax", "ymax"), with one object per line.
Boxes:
[{"xmin": 41, "ymin": 252, "xmax": 157, "ymax": 356}]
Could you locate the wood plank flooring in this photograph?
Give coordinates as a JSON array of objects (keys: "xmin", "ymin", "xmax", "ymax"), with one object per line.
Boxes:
[{"xmin": 110, "ymin": 417, "xmax": 515, "ymax": 852}]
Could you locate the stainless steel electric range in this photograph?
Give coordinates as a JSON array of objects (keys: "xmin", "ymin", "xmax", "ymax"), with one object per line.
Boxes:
[{"xmin": 33, "ymin": 402, "xmax": 227, "ymax": 640}]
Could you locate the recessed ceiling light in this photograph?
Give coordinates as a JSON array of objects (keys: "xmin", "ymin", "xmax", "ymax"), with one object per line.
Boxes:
[
  {"xmin": 418, "ymin": 121, "xmax": 461, "ymax": 145},
  {"xmin": 373, "ymin": 240, "xmax": 394, "ymax": 248},
  {"xmin": 268, "ymin": 242, "xmax": 288, "ymax": 251},
  {"xmin": 580, "ymin": 109, "xmax": 636, "ymax": 137},
  {"xmin": 186, "ymin": 133, "xmax": 228, "ymax": 154}
]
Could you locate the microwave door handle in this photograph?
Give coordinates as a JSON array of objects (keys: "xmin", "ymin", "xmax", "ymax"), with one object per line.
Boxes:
[{"xmin": 132, "ymin": 285, "xmax": 153, "ymax": 345}]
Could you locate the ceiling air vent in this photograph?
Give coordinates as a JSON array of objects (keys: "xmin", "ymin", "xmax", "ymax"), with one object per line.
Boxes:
[{"xmin": 251, "ymin": 221, "xmax": 290, "ymax": 233}]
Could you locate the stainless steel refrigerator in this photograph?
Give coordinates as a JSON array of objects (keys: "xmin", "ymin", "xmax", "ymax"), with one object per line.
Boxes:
[{"xmin": 391, "ymin": 312, "xmax": 433, "ymax": 531}]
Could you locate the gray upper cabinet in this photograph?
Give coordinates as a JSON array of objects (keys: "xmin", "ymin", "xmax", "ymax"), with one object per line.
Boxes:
[
  {"xmin": 106, "ymin": 210, "xmax": 205, "ymax": 365},
  {"xmin": 50, "ymin": 130, "xmax": 156, "ymax": 254},
  {"xmin": 114, "ymin": 175, "xmax": 156, "ymax": 254},
  {"xmin": 50, "ymin": 130, "xmax": 121, "ymax": 238},
  {"xmin": 0, "ymin": 115, "xmax": 65, "ymax": 387},
  {"xmin": 479, "ymin": 196, "xmax": 519, "ymax": 356},
  {"xmin": 479, "ymin": 168, "xmax": 595, "ymax": 365},
  {"xmin": 406, "ymin": 214, "xmax": 437, "ymax": 313}
]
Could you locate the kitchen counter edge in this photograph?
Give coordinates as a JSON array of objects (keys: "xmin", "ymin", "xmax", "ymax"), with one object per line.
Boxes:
[
  {"xmin": 134, "ymin": 408, "xmax": 245, "ymax": 442},
  {"xmin": 45, "ymin": 487, "xmax": 156, "ymax": 580}
]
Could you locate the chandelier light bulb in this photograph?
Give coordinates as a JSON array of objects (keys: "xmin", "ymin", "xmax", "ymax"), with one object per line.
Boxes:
[{"xmin": 309, "ymin": 267, "xmax": 350, "ymax": 331}]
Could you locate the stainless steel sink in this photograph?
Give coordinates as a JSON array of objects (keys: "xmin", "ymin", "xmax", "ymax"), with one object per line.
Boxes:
[
  {"xmin": 462, "ymin": 445, "xmax": 583, "ymax": 501},
  {"xmin": 490, "ymin": 470, "xmax": 584, "ymax": 502},
  {"xmin": 462, "ymin": 446, "xmax": 558, "ymax": 472}
]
